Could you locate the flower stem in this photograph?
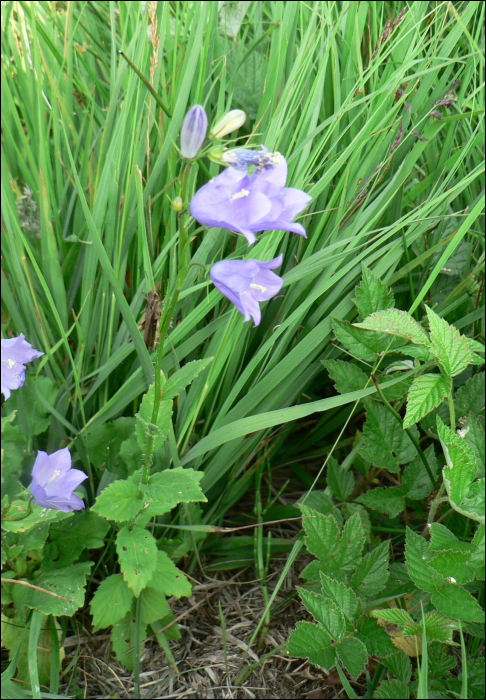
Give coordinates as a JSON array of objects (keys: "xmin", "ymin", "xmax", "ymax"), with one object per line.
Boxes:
[{"xmin": 371, "ymin": 374, "xmax": 437, "ymax": 487}]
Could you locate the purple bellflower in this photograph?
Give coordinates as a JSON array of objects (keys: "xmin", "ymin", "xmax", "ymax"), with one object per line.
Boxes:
[
  {"xmin": 190, "ymin": 148, "xmax": 312, "ymax": 245},
  {"xmin": 1, "ymin": 335, "xmax": 44, "ymax": 400},
  {"xmin": 30, "ymin": 448, "xmax": 87, "ymax": 512},
  {"xmin": 210, "ymin": 255, "xmax": 284, "ymax": 327},
  {"xmin": 180, "ymin": 105, "xmax": 208, "ymax": 159}
]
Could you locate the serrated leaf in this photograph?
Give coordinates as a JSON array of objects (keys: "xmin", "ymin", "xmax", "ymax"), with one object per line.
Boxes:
[
  {"xmin": 437, "ymin": 416, "xmax": 483, "ymax": 523},
  {"xmin": 85, "ymin": 418, "xmax": 135, "ymax": 470},
  {"xmin": 429, "ymin": 550, "xmax": 475, "ymax": 584},
  {"xmin": 370, "ymin": 609, "xmax": 413, "ymax": 626},
  {"xmin": 401, "ymin": 446, "xmax": 438, "ymax": 500},
  {"xmin": 403, "ymin": 374, "xmax": 451, "ymax": 428},
  {"xmin": 136, "ymin": 384, "xmax": 173, "ymax": 454},
  {"xmin": 426, "ymin": 305, "xmax": 474, "ymax": 376},
  {"xmin": 136, "ymin": 467, "xmax": 207, "ymax": 525},
  {"xmin": 48, "ymin": 511, "xmax": 110, "ymax": 567},
  {"xmin": 319, "ymin": 573, "xmax": 359, "ymax": 623},
  {"xmin": 454, "ymin": 372, "xmax": 485, "ymax": 418},
  {"xmin": 92, "ymin": 473, "xmax": 144, "ymax": 522},
  {"xmin": 384, "ymin": 652, "xmax": 412, "ymax": 683},
  {"xmin": 287, "ymin": 621, "xmax": 336, "ymax": 670},
  {"xmin": 12, "ymin": 562, "xmax": 92, "ymax": 617},
  {"xmin": 359, "ymin": 401, "xmax": 418, "ymax": 472},
  {"xmin": 405, "ymin": 528, "xmax": 445, "ymax": 593},
  {"xmin": 162, "ymin": 359, "xmax": 213, "ymax": 400},
  {"xmin": 357, "ymin": 616, "xmax": 396, "ymax": 658},
  {"xmin": 116, "ymin": 526, "xmax": 158, "ymax": 597},
  {"xmin": 358, "ymin": 487, "xmax": 404, "ymax": 518},
  {"xmin": 147, "ymin": 550, "xmax": 192, "ymax": 598},
  {"xmin": 322, "ymin": 359, "xmax": 368, "ymax": 394},
  {"xmin": 111, "ymin": 611, "xmax": 146, "ymax": 671},
  {"xmin": 338, "ymin": 513, "xmax": 366, "ymax": 569},
  {"xmin": 429, "ymin": 523, "xmax": 476, "ymax": 554},
  {"xmin": 431, "ymin": 581, "xmax": 485, "ymax": 623},
  {"xmin": 332, "ymin": 318, "xmax": 392, "ymax": 361},
  {"xmin": 354, "ymin": 267, "xmax": 395, "ymax": 320},
  {"xmin": 1, "ymin": 501, "xmax": 70, "ymax": 533},
  {"xmin": 299, "ymin": 589, "xmax": 346, "ymax": 640},
  {"xmin": 419, "ymin": 611, "xmax": 456, "ymax": 643},
  {"xmin": 462, "ymin": 414, "xmax": 485, "ymax": 478},
  {"xmin": 327, "ymin": 456, "xmax": 355, "ymax": 501},
  {"xmin": 355, "ymin": 309, "xmax": 430, "ymax": 346},
  {"xmin": 91, "ymin": 573, "xmax": 134, "ymax": 632},
  {"xmin": 140, "ymin": 587, "xmax": 171, "ymax": 627},
  {"xmin": 352, "ymin": 540, "xmax": 389, "ymax": 596},
  {"xmin": 374, "ymin": 680, "xmax": 410, "ymax": 699},
  {"xmin": 299, "ymin": 504, "xmax": 341, "ymax": 564},
  {"xmin": 336, "ymin": 636, "xmax": 368, "ymax": 681}
]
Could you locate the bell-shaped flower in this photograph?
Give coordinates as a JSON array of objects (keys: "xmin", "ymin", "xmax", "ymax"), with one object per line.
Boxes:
[
  {"xmin": 210, "ymin": 255, "xmax": 284, "ymax": 327},
  {"xmin": 180, "ymin": 105, "xmax": 208, "ymax": 159},
  {"xmin": 30, "ymin": 448, "xmax": 87, "ymax": 512},
  {"xmin": 190, "ymin": 148, "xmax": 311, "ymax": 245},
  {"xmin": 1, "ymin": 334, "xmax": 44, "ymax": 400},
  {"xmin": 210, "ymin": 109, "xmax": 246, "ymax": 140}
]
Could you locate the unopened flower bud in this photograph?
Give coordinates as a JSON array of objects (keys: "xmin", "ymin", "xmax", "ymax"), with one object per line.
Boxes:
[
  {"xmin": 171, "ymin": 197, "xmax": 184, "ymax": 212},
  {"xmin": 207, "ymin": 147, "xmax": 226, "ymax": 165},
  {"xmin": 180, "ymin": 105, "xmax": 208, "ymax": 159},
  {"xmin": 210, "ymin": 109, "xmax": 246, "ymax": 140},
  {"xmin": 221, "ymin": 147, "xmax": 281, "ymax": 170}
]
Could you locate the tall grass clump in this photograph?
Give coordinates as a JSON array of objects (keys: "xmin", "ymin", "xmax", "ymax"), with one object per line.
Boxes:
[{"xmin": 1, "ymin": 1, "xmax": 484, "ymax": 696}]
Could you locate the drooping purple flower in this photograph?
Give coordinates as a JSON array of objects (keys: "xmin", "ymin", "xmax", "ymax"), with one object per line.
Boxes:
[
  {"xmin": 210, "ymin": 255, "xmax": 284, "ymax": 326},
  {"xmin": 29, "ymin": 448, "xmax": 87, "ymax": 512},
  {"xmin": 1, "ymin": 335, "xmax": 44, "ymax": 400},
  {"xmin": 180, "ymin": 105, "xmax": 208, "ymax": 159},
  {"xmin": 190, "ymin": 148, "xmax": 312, "ymax": 245}
]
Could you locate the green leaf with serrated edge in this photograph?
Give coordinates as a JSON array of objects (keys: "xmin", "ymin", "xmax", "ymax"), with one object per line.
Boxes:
[
  {"xmin": 299, "ymin": 505, "xmax": 341, "ymax": 564},
  {"xmin": 140, "ymin": 587, "xmax": 171, "ymax": 627},
  {"xmin": 359, "ymin": 401, "xmax": 418, "ymax": 472},
  {"xmin": 12, "ymin": 562, "xmax": 92, "ymax": 617},
  {"xmin": 299, "ymin": 589, "xmax": 346, "ymax": 640},
  {"xmin": 116, "ymin": 526, "xmax": 158, "ymax": 597},
  {"xmin": 135, "ymin": 386, "xmax": 173, "ymax": 454},
  {"xmin": 323, "ymin": 359, "xmax": 368, "ymax": 395},
  {"xmin": 136, "ymin": 467, "xmax": 207, "ymax": 526},
  {"xmin": 429, "ymin": 523, "xmax": 476, "ymax": 554},
  {"xmin": 91, "ymin": 573, "xmax": 134, "ymax": 632},
  {"xmin": 151, "ymin": 613, "xmax": 181, "ymax": 642},
  {"xmin": 327, "ymin": 456, "xmax": 355, "ymax": 501},
  {"xmin": 384, "ymin": 652, "xmax": 412, "ymax": 684},
  {"xmin": 301, "ymin": 560, "xmax": 347, "ymax": 587},
  {"xmin": 111, "ymin": 611, "xmax": 146, "ymax": 671},
  {"xmin": 405, "ymin": 528, "xmax": 445, "ymax": 593},
  {"xmin": 161, "ymin": 358, "xmax": 213, "ymax": 400},
  {"xmin": 332, "ymin": 319, "xmax": 393, "ymax": 361},
  {"xmin": 351, "ymin": 540, "xmax": 389, "ymax": 596},
  {"xmin": 402, "ymin": 445, "xmax": 438, "ymax": 500},
  {"xmin": 147, "ymin": 550, "xmax": 192, "ymax": 598},
  {"xmin": 1, "ymin": 501, "xmax": 70, "ymax": 533},
  {"xmin": 338, "ymin": 513, "xmax": 366, "ymax": 569},
  {"xmin": 437, "ymin": 416, "xmax": 483, "ymax": 522},
  {"xmin": 462, "ymin": 414, "xmax": 485, "ymax": 478},
  {"xmin": 426, "ymin": 305, "xmax": 474, "ymax": 377},
  {"xmin": 420, "ymin": 611, "xmax": 456, "ymax": 643},
  {"xmin": 429, "ymin": 550, "xmax": 475, "ymax": 584},
  {"xmin": 354, "ymin": 267, "xmax": 395, "ymax": 320},
  {"xmin": 92, "ymin": 472, "xmax": 144, "ymax": 522},
  {"xmin": 7, "ymin": 376, "xmax": 57, "ymax": 436},
  {"xmin": 355, "ymin": 309, "xmax": 430, "ymax": 347},
  {"xmin": 48, "ymin": 511, "xmax": 110, "ymax": 567},
  {"xmin": 319, "ymin": 573, "xmax": 359, "ymax": 623},
  {"xmin": 336, "ymin": 636, "xmax": 368, "ymax": 681},
  {"xmin": 468, "ymin": 337, "xmax": 486, "ymax": 354},
  {"xmin": 1, "ymin": 410, "xmax": 17, "ymax": 432},
  {"xmin": 357, "ymin": 487, "xmax": 404, "ymax": 518},
  {"xmin": 370, "ymin": 609, "xmax": 414, "ymax": 626},
  {"xmin": 403, "ymin": 373, "xmax": 451, "ymax": 429},
  {"xmin": 374, "ymin": 680, "xmax": 410, "ymax": 699},
  {"xmin": 454, "ymin": 372, "xmax": 485, "ymax": 418},
  {"xmin": 431, "ymin": 581, "xmax": 485, "ymax": 623},
  {"xmin": 287, "ymin": 621, "xmax": 336, "ymax": 670},
  {"xmin": 357, "ymin": 616, "xmax": 396, "ymax": 658},
  {"xmin": 385, "ymin": 563, "xmax": 414, "ymax": 597},
  {"xmin": 470, "ymin": 524, "xmax": 485, "ymax": 569},
  {"xmin": 85, "ymin": 417, "xmax": 135, "ymax": 469}
]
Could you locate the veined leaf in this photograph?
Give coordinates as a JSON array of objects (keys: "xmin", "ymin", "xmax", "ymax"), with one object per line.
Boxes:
[
  {"xmin": 426, "ymin": 305, "xmax": 474, "ymax": 377},
  {"xmin": 355, "ymin": 309, "xmax": 430, "ymax": 346},
  {"xmin": 161, "ymin": 358, "xmax": 213, "ymax": 400},
  {"xmin": 319, "ymin": 573, "xmax": 359, "ymax": 623},
  {"xmin": 91, "ymin": 573, "xmax": 134, "ymax": 632},
  {"xmin": 354, "ymin": 266, "xmax": 395, "ymax": 320},
  {"xmin": 403, "ymin": 373, "xmax": 451, "ymax": 429},
  {"xmin": 116, "ymin": 526, "xmax": 158, "ymax": 597},
  {"xmin": 299, "ymin": 589, "xmax": 346, "ymax": 640},
  {"xmin": 359, "ymin": 401, "xmax": 418, "ymax": 472},
  {"xmin": 357, "ymin": 487, "xmax": 404, "ymax": 518},
  {"xmin": 374, "ymin": 680, "xmax": 410, "ymax": 699},
  {"xmin": 335, "ymin": 636, "xmax": 368, "ymax": 681},
  {"xmin": 370, "ymin": 608, "xmax": 414, "ymax": 626},
  {"xmin": 405, "ymin": 528, "xmax": 445, "ymax": 593},
  {"xmin": 287, "ymin": 621, "xmax": 336, "ymax": 670},
  {"xmin": 351, "ymin": 540, "xmax": 389, "ymax": 596}
]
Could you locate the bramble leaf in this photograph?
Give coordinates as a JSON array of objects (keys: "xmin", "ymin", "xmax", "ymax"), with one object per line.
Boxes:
[
  {"xmin": 332, "ymin": 319, "xmax": 393, "ymax": 361},
  {"xmin": 336, "ymin": 636, "xmax": 368, "ymax": 681},
  {"xmin": 319, "ymin": 573, "xmax": 359, "ymax": 623},
  {"xmin": 403, "ymin": 373, "xmax": 451, "ymax": 429},
  {"xmin": 401, "ymin": 446, "xmax": 438, "ymax": 500},
  {"xmin": 359, "ymin": 401, "xmax": 418, "ymax": 472},
  {"xmin": 351, "ymin": 540, "xmax": 389, "ymax": 596},
  {"xmin": 322, "ymin": 359, "xmax": 368, "ymax": 394},
  {"xmin": 327, "ymin": 456, "xmax": 355, "ymax": 501},
  {"xmin": 426, "ymin": 305, "xmax": 474, "ymax": 377},
  {"xmin": 374, "ymin": 680, "xmax": 410, "ymax": 699},
  {"xmin": 287, "ymin": 621, "xmax": 336, "ymax": 670},
  {"xmin": 354, "ymin": 267, "xmax": 395, "ymax": 320},
  {"xmin": 370, "ymin": 609, "xmax": 414, "ymax": 626},
  {"xmin": 358, "ymin": 487, "xmax": 404, "ymax": 518},
  {"xmin": 454, "ymin": 372, "xmax": 485, "ymax": 418},
  {"xmin": 431, "ymin": 581, "xmax": 485, "ymax": 623},
  {"xmin": 299, "ymin": 589, "xmax": 346, "ymax": 640},
  {"xmin": 405, "ymin": 528, "xmax": 445, "ymax": 593},
  {"xmin": 355, "ymin": 309, "xmax": 430, "ymax": 346}
]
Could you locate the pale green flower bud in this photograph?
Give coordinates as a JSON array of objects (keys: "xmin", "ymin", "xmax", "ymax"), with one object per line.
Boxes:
[
  {"xmin": 210, "ymin": 110, "xmax": 246, "ymax": 140},
  {"xmin": 171, "ymin": 197, "xmax": 184, "ymax": 212}
]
